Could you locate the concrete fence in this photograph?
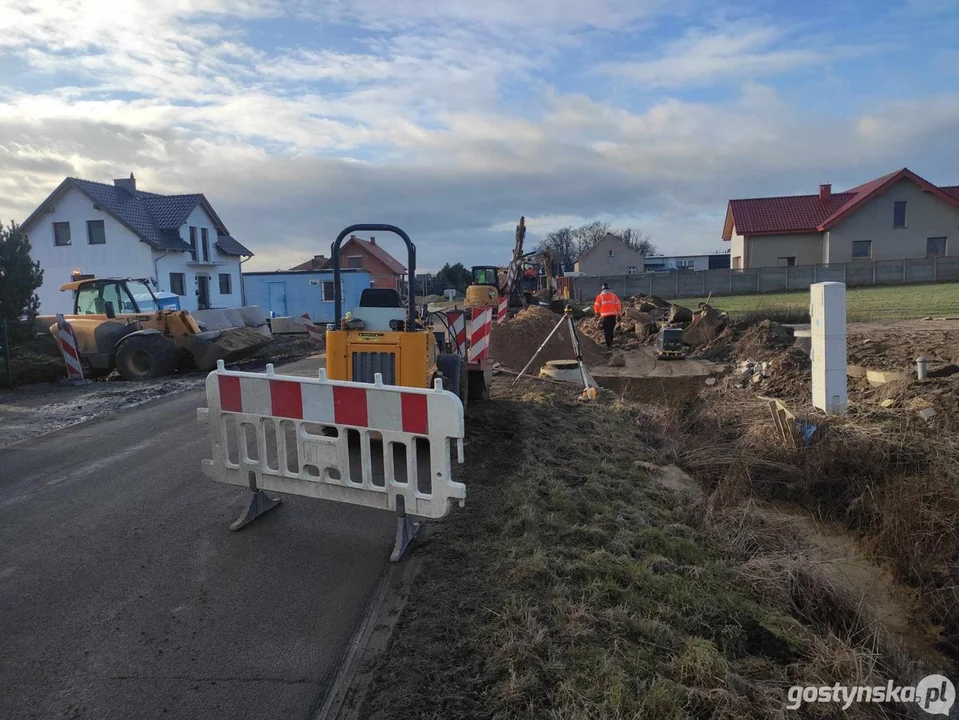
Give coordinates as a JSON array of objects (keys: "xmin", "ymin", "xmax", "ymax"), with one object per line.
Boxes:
[{"xmin": 571, "ymin": 256, "xmax": 959, "ymax": 301}]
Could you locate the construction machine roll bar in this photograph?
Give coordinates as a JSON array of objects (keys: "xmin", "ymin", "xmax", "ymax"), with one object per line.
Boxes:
[{"xmin": 331, "ymin": 224, "xmax": 416, "ymax": 331}]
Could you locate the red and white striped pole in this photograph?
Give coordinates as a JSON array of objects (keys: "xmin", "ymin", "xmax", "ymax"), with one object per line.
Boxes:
[
  {"xmin": 496, "ymin": 295, "xmax": 508, "ymax": 323},
  {"xmin": 469, "ymin": 307, "xmax": 492, "ymax": 362},
  {"xmin": 300, "ymin": 313, "xmax": 324, "ymax": 347},
  {"xmin": 56, "ymin": 314, "xmax": 85, "ymax": 382}
]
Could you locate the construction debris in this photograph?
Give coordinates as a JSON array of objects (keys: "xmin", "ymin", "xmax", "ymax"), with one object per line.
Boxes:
[{"xmin": 577, "ymin": 297, "xmax": 728, "ymax": 353}]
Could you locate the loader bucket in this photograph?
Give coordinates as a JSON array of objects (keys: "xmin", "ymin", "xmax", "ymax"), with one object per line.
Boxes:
[{"xmin": 187, "ymin": 307, "xmax": 273, "ymax": 371}]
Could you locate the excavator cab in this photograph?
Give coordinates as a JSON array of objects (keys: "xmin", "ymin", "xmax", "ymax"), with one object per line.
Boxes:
[
  {"xmin": 465, "ymin": 265, "xmax": 501, "ymax": 308},
  {"xmin": 325, "ymin": 224, "xmax": 469, "ymax": 403}
]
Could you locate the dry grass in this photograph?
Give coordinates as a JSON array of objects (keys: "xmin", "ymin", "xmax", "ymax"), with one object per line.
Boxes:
[
  {"xmin": 676, "ymin": 389, "xmax": 959, "ymax": 669},
  {"xmin": 358, "ymin": 382, "xmax": 938, "ymax": 719}
]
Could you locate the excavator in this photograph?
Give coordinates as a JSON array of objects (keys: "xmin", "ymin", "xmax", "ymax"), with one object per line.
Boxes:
[
  {"xmin": 41, "ymin": 275, "xmax": 272, "ymax": 380},
  {"xmin": 465, "ymin": 216, "xmax": 556, "ymax": 313}
]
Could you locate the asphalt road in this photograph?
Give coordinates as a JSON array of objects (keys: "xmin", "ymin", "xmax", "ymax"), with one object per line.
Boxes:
[{"xmin": 0, "ymin": 359, "xmax": 394, "ymax": 720}]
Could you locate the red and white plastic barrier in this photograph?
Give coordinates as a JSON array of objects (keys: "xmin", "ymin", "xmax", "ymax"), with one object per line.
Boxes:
[
  {"xmin": 469, "ymin": 307, "xmax": 492, "ymax": 362},
  {"xmin": 496, "ymin": 296, "xmax": 508, "ymax": 323},
  {"xmin": 300, "ymin": 313, "xmax": 324, "ymax": 347},
  {"xmin": 198, "ymin": 362, "xmax": 466, "ymax": 520},
  {"xmin": 56, "ymin": 314, "xmax": 84, "ymax": 381},
  {"xmin": 446, "ymin": 310, "xmax": 467, "ymax": 358}
]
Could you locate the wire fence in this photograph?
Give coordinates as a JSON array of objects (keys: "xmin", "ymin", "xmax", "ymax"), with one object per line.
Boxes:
[{"xmin": 570, "ymin": 256, "xmax": 959, "ymax": 300}]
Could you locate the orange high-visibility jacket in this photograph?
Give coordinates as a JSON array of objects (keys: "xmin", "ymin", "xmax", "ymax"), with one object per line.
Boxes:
[{"xmin": 594, "ymin": 290, "xmax": 622, "ymax": 317}]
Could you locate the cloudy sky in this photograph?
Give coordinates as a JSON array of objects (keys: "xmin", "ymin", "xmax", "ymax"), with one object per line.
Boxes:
[{"xmin": 1, "ymin": 0, "xmax": 957, "ymax": 272}]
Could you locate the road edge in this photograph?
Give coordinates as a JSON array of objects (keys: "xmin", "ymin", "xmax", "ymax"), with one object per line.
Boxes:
[{"xmin": 313, "ymin": 554, "xmax": 423, "ymax": 720}]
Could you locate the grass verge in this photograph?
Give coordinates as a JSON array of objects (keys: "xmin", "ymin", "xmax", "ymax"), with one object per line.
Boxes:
[
  {"xmin": 678, "ymin": 282, "xmax": 959, "ymax": 323},
  {"xmin": 358, "ymin": 382, "xmax": 932, "ymax": 719}
]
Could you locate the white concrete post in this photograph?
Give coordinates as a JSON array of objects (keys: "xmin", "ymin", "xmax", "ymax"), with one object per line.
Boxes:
[{"xmin": 809, "ymin": 282, "xmax": 847, "ymax": 414}]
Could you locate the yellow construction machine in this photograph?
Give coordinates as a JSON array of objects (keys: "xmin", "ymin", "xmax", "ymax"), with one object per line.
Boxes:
[
  {"xmin": 325, "ymin": 224, "xmax": 486, "ymax": 405},
  {"xmin": 465, "ymin": 216, "xmax": 556, "ymax": 312},
  {"xmin": 42, "ymin": 276, "xmax": 272, "ymax": 380}
]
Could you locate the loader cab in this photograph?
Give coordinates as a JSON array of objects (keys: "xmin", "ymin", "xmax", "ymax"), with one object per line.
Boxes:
[{"xmin": 69, "ymin": 278, "xmax": 159, "ymax": 318}]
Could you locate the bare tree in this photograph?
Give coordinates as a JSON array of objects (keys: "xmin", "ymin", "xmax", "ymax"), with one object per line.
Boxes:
[
  {"xmin": 611, "ymin": 227, "xmax": 657, "ymax": 256},
  {"xmin": 535, "ymin": 227, "xmax": 576, "ymax": 269},
  {"xmin": 536, "ymin": 222, "xmax": 658, "ymax": 270}
]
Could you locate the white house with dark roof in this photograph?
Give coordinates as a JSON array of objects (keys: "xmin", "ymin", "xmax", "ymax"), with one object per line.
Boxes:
[{"xmin": 21, "ymin": 174, "xmax": 254, "ymax": 314}]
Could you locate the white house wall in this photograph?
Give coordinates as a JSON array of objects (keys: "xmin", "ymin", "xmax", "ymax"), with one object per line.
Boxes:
[
  {"xmin": 730, "ymin": 231, "xmax": 745, "ymax": 269},
  {"xmin": 26, "ymin": 187, "xmax": 155, "ymax": 314},
  {"xmin": 575, "ymin": 235, "xmax": 645, "ymax": 275},
  {"xmin": 746, "ymin": 232, "xmax": 822, "ymax": 268},
  {"xmin": 827, "ymin": 179, "xmax": 959, "ymax": 262},
  {"xmin": 154, "ymin": 205, "xmax": 243, "ymax": 312}
]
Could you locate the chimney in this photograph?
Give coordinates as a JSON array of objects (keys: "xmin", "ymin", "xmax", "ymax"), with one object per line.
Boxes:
[
  {"xmin": 114, "ymin": 172, "xmax": 137, "ymax": 196},
  {"xmin": 819, "ymin": 183, "xmax": 831, "ymax": 202},
  {"xmin": 370, "ymin": 236, "xmax": 376, "ymax": 245}
]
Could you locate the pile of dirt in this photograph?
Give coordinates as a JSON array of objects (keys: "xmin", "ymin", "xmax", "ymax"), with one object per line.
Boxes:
[
  {"xmin": 848, "ymin": 325, "xmax": 959, "ymax": 371},
  {"xmin": 761, "ymin": 348, "xmax": 813, "ymax": 399},
  {"xmin": 492, "ymin": 306, "xmax": 607, "ymax": 370},
  {"xmin": 578, "ymin": 296, "xmax": 728, "ymax": 353},
  {"xmin": 733, "ymin": 320, "xmax": 795, "ymax": 361}
]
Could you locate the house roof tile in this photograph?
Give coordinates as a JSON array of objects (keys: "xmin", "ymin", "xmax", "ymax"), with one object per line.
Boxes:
[
  {"xmin": 215, "ymin": 235, "xmax": 253, "ymax": 257},
  {"xmin": 343, "ymin": 237, "xmax": 406, "ymax": 274},
  {"xmin": 724, "ymin": 168, "xmax": 959, "ymax": 240},
  {"xmin": 21, "ymin": 177, "xmax": 252, "ymax": 256}
]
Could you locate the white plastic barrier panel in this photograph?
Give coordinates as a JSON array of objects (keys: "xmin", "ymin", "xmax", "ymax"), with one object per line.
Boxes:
[{"xmin": 198, "ymin": 362, "xmax": 466, "ymax": 520}]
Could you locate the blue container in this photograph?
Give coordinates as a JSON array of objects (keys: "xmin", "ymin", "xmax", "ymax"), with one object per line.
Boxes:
[{"xmin": 153, "ymin": 292, "xmax": 181, "ymax": 311}]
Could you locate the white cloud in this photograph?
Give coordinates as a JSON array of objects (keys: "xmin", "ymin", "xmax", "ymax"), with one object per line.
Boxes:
[
  {"xmin": 596, "ymin": 23, "xmax": 860, "ymax": 88},
  {"xmin": 0, "ymin": 0, "xmax": 956, "ymax": 275}
]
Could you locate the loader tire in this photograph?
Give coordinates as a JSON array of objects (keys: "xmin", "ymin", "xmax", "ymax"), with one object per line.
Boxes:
[
  {"xmin": 115, "ymin": 334, "xmax": 178, "ymax": 381},
  {"xmin": 437, "ymin": 353, "xmax": 468, "ymax": 409}
]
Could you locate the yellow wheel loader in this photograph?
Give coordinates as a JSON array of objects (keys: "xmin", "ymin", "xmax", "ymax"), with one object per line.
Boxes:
[
  {"xmin": 41, "ymin": 277, "xmax": 272, "ymax": 380},
  {"xmin": 325, "ymin": 224, "xmax": 484, "ymax": 405}
]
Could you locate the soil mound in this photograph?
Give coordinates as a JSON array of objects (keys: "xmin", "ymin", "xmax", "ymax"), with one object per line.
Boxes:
[{"xmin": 492, "ymin": 306, "xmax": 607, "ymax": 370}]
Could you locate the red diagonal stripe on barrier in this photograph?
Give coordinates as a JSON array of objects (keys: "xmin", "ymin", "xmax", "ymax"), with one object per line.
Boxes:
[
  {"xmin": 60, "ymin": 340, "xmax": 80, "ymax": 361},
  {"xmin": 271, "ymin": 380, "xmax": 303, "ymax": 419},
  {"xmin": 333, "ymin": 385, "xmax": 368, "ymax": 427},
  {"xmin": 401, "ymin": 393, "xmax": 428, "ymax": 435},
  {"xmin": 219, "ymin": 376, "xmax": 242, "ymax": 412}
]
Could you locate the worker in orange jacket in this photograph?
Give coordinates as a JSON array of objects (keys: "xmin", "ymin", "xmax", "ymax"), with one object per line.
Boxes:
[{"xmin": 593, "ymin": 283, "xmax": 622, "ymax": 349}]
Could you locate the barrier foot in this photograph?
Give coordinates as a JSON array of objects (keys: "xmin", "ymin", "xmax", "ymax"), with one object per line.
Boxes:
[
  {"xmin": 390, "ymin": 496, "xmax": 421, "ymax": 563},
  {"xmin": 230, "ymin": 490, "xmax": 282, "ymax": 531}
]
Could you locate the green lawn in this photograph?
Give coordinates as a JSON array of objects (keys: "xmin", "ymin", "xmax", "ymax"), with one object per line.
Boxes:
[{"xmin": 677, "ymin": 282, "xmax": 959, "ymax": 322}]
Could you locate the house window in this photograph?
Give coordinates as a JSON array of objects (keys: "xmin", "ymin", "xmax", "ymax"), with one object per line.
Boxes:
[
  {"xmin": 893, "ymin": 201, "xmax": 907, "ymax": 228},
  {"xmin": 86, "ymin": 220, "xmax": 105, "ymax": 245},
  {"xmin": 189, "ymin": 227, "xmax": 198, "ymax": 260},
  {"xmin": 607, "ymin": 250, "xmax": 615, "ymax": 257},
  {"xmin": 201, "ymin": 228, "xmax": 210, "ymax": 262},
  {"xmin": 53, "ymin": 221, "xmax": 71, "ymax": 246},
  {"xmin": 777, "ymin": 257, "xmax": 796, "ymax": 267},
  {"xmin": 676, "ymin": 259, "xmax": 695, "ymax": 268},
  {"xmin": 169, "ymin": 273, "xmax": 186, "ymax": 296},
  {"xmin": 347, "ymin": 256, "xmax": 363, "ymax": 269},
  {"xmin": 627, "ymin": 266, "xmax": 637, "ymax": 274},
  {"xmin": 322, "ymin": 281, "xmax": 345, "ymax": 301},
  {"xmin": 219, "ymin": 273, "xmax": 232, "ymax": 294},
  {"xmin": 852, "ymin": 240, "xmax": 872, "ymax": 259},
  {"xmin": 927, "ymin": 237, "xmax": 947, "ymax": 257}
]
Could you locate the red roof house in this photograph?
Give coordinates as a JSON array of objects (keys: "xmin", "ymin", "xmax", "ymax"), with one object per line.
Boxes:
[
  {"xmin": 289, "ymin": 235, "xmax": 407, "ymax": 291},
  {"xmin": 722, "ymin": 168, "xmax": 959, "ymax": 269}
]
